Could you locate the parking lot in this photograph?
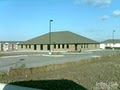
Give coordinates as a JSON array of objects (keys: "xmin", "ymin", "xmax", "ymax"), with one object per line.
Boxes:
[{"xmin": 0, "ymin": 49, "xmax": 120, "ymax": 72}]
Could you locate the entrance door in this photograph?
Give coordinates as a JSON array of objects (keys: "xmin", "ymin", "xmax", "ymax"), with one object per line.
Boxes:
[
  {"xmin": 75, "ymin": 44, "xmax": 77, "ymax": 51},
  {"xmin": 47, "ymin": 44, "xmax": 50, "ymax": 50}
]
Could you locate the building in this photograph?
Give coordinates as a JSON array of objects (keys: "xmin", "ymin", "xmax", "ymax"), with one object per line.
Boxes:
[
  {"xmin": 0, "ymin": 41, "xmax": 20, "ymax": 51},
  {"xmin": 0, "ymin": 43, "xmax": 1, "ymax": 51},
  {"xmin": 18, "ymin": 31, "xmax": 99, "ymax": 52},
  {"xmin": 100, "ymin": 39, "xmax": 120, "ymax": 49}
]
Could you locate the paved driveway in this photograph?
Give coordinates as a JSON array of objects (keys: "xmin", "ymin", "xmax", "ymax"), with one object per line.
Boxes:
[{"xmin": 0, "ymin": 49, "xmax": 120, "ymax": 72}]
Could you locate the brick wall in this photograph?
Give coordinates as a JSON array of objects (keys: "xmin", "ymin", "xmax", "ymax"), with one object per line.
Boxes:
[{"xmin": 18, "ymin": 43, "xmax": 100, "ymax": 52}]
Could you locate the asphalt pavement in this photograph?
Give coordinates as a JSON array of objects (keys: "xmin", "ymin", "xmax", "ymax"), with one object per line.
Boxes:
[{"xmin": 0, "ymin": 49, "xmax": 120, "ymax": 72}]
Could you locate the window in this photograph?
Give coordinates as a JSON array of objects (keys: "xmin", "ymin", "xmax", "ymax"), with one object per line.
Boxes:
[
  {"xmin": 67, "ymin": 44, "xmax": 69, "ymax": 49},
  {"xmin": 29, "ymin": 45, "xmax": 31, "ymax": 49},
  {"xmin": 40, "ymin": 45, "xmax": 43, "ymax": 50},
  {"xmin": 75, "ymin": 44, "xmax": 77, "ymax": 50},
  {"xmin": 26, "ymin": 45, "xmax": 27, "ymax": 49},
  {"xmin": 86, "ymin": 44, "xmax": 88, "ymax": 48},
  {"xmin": 47, "ymin": 44, "xmax": 50, "ymax": 50},
  {"xmin": 21, "ymin": 45, "xmax": 23, "ymax": 49},
  {"xmin": 81, "ymin": 44, "xmax": 83, "ymax": 48},
  {"xmin": 58, "ymin": 44, "xmax": 60, "ymax": 49},
  {"xmin": 62, "ymin": 44, "xmax": 64, "ymax": 49},
  {"xmin": 54, "ymin": 44, "xmax": 56, "ymax": 49},
  {"xmin": 34, "ymin": 45, "xmax": 37, "ymax": 50}
]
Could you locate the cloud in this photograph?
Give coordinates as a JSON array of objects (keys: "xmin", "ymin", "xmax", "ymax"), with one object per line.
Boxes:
[
  {"xmin": 76, "ymin": 0, "xmax": 112, "ymax": 8},
  {"xmin": 112, "ymin": 10, "xmax": 120, "ymax": 17},
  {"xmin": 99, "ymin": 15, "xmax": 110, "ymax": 21},
  {"xmin": 99, "ymin": 10, "xmax": 120, "ymax": 21}
]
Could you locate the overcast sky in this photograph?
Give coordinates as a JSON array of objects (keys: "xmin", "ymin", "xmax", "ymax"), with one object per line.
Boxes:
[{"xmin": 0, "ymin": 0, "xmax": 120, "ymax": 41}]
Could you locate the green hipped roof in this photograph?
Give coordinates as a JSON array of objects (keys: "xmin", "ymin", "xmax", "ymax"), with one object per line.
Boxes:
[
  {"xmin": 101, "ymin": 39, "xmax": 120, "ymax": 43},
  {"xmin": 20, "ymin": 31, "xmax": 99, "ymax": 44}
]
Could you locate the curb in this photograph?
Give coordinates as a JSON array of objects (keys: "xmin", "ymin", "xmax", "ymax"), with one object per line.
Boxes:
[
  {"xmin": 0, "ymin": 54, "xmax": 41, "ymax": 58},
  {"xmin": 0, "ymin": 55, "xmax": 28, "ymax": 58},
  {"xmin": 42, "ymin": 54, "xmax": 64, "ymax": 57}
]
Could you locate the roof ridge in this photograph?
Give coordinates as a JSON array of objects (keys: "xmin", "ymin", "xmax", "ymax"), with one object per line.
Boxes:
[{"xmin": 51, "ymin": 30, "xmax": 71, "ymax": 33}]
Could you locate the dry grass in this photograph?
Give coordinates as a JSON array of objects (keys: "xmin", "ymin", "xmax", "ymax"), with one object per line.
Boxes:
[{"xmin": 0, "ymin": 54, "xmax": 120, "ymax": 90}]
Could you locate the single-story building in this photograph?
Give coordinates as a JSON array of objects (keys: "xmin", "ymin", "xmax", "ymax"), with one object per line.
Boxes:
[
  {"xmin": 100, "ymin": 39, "xmax": 120, "ymax": 49},
  {"xmin": 18, "ymin": 31, "xmax": 99, "ymax": 52},
  {"xmin": 0, "ymin": 41, "xmax": 20, "ymax": 51}
]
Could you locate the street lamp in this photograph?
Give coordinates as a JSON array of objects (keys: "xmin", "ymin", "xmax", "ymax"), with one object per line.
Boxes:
[
  {"xmin": 113, "ymin": 30, "xmax": 115, "ymax": 50},
  {"xmin": 49, "ymin": 20, "xmax": 53, "ymax": 54}
]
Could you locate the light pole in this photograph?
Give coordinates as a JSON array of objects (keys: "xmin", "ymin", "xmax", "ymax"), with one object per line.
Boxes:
[
  {"xmin": 113, "ymin": 30, "xmax": 115, "ymax": 50},
  {"xmin": 49, "ymin": 20, "xmax": 53, "ymax": 54}
]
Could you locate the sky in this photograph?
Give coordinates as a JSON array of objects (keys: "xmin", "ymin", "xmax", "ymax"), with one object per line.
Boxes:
[{"xmin": 0, "ymin": 0, "xmax": 120, "ymax": 41}]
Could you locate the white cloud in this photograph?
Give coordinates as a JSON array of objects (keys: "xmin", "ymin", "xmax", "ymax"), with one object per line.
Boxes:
[
  {"xmin": 112, "ymin": 10, "xmax": 120, "ymax": 17},
  {"xmin": 99, "ymin": 15, "xmax": 110, "ymax": 20},
  {"xmin": 76, "ymin": 0, "xmax": 112, "ymax": 8},
  {"xmin": 99, "ymin": 10, "xmax": 120, "ymax": 21}
]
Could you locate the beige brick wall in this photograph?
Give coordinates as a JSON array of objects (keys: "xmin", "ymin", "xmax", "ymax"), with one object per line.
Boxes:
[
  {"xmin": 30, "ymin": 45, "xmax": 34, "ymax": 50},
  {"xmin": 36, "ymin": 45, "xmax": 39, "ymax": 50},
  {"xmin": 18, "ymin": 43, "xmax": 100, "ymax": 52},
  {"xmin": 69, "ymin": 44, "xmax": 75, "ymax": 51},
  {"xmin": 43, "ymin": 45, "xmax": 47, "ymax": 51},
  {"xmin": 51, "ymin": 44, "xmax": 70, "ymax": 51}
]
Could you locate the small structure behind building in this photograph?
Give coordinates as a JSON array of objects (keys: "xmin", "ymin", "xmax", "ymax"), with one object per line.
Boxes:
[
  {"xmin": 0, "ymin": 41, "xmax": 20, "ymax": 52},
  {"xmin": 100, "ymin": 39, "xmax": 120, "ymax": 49}
]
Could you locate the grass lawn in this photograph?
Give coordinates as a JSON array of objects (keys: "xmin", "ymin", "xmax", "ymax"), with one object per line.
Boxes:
[{"xmin": 0, "ymin": 54, "xmax": 120, "ymax": 90}]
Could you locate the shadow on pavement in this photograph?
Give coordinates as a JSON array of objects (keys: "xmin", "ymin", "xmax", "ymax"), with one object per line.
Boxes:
[{"xmin": 5, "ymin": 79, "xmax": 87, "ymax": 90}]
